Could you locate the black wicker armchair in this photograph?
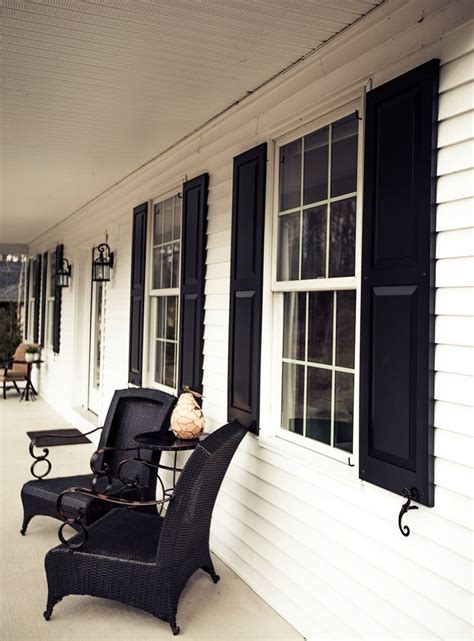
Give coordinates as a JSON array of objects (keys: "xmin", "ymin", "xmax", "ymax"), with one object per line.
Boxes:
[
  {"xmin": 43, "ymin": 420, "xmax": 247, "ymax": 635},
  {"xmin": 20, "ymin": 387, "xmax": 177, "ymax": 534}
]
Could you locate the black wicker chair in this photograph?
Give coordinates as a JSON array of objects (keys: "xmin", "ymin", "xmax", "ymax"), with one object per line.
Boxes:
[
  {"xmin": 20, "ymin": 388, "xmax": 177, "ymax": 535},
  {"xmin": 43, "ymin": 420, "xmax": 247, "ymax": 635}
]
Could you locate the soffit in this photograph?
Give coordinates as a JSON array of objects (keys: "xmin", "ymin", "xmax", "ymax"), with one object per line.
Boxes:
[{"xmin": 0, "ymin": 0, "xmax": 382, "ymax": 243}]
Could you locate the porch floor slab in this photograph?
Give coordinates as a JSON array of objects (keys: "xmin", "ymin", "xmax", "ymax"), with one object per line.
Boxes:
[{"xmin": 0, "ymin": 397, "xmax": 302, "ymax": 641}]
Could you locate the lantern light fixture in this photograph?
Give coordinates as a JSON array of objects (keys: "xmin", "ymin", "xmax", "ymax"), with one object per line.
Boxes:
[
  {"xmin": 92, "ymin": 243, "xmax": 114, "ymax": 282},
  {"xmin": 56, "ymin": 257, "xmax": 72, "ymax": 288}
]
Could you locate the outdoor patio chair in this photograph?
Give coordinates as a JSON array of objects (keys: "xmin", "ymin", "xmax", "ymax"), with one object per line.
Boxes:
[
  {"xmin": 20, "ymin": 387, "xmax": 177, "ymax": 535},
  {"xmin": 43, "ymin": 420, "xmax": 247, "ymax": 635},
  {"xmin": 1, "ymin": 342, "xmax": 38, "ymax": 399}
]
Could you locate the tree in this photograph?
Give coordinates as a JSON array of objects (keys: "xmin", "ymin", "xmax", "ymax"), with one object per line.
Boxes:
[{"xmin": 0, "ymin": 303, "xmax": 22, "ymax": 363}]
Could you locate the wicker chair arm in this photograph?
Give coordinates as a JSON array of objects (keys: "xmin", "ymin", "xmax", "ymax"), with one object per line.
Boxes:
[
  {"xmin": 56, "ymin": 487, "xmax": 173, "ymax": 550},
  {"xmin": 28, "ymin": 426, "xmax": 103, "ymax": 480},
  {"xmin": 89, "ymin": 445, "xmax": 140, "ymax": 475}
]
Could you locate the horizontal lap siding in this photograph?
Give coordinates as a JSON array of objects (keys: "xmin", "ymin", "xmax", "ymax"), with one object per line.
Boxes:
[
  {"xmin": 434, "ymin": 49, "xmax": 474, "ymax": 564},
  {"xmin": 210, "ymin": 26, "xmax": 474, "ymax": 641},
  {"xmin": 28, "ymin": 7, "xmax": 474, "ymax": 640}
]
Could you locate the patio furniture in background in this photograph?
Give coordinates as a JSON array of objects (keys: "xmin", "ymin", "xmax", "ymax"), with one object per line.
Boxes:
[
  {"xmin": 20, "ymin": 356, "xmax": 43, "ymax": 401},
  {"xmin": 44, "ymin": 420, "xmax": 247, "ymax": 635},
  {"xmin": 20, "ymin": 387, "xmax": 176, "ymax": 535},
  {"xmin": 1, "ymin": 342, "xmax": 39, "ymax": 399}
]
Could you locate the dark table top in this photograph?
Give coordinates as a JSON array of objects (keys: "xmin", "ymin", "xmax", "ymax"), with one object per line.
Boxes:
[{"xmin": 133, "ymin": 430, "xmax": 208, "ymax": 452}]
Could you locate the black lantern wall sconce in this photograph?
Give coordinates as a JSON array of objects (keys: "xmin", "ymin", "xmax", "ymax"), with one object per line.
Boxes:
[
  {"xmin": 56, "ymin": 257, "xmax": 72, "ymax": 288},
  {"xmin": 92, "ymin": 243, "xmax": 114, "ymax": 282}
]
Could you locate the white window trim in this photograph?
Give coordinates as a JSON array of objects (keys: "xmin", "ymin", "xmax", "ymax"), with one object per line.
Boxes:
[
  {"xmin": 144, "ymin": 183, "xmax": 184, "ymax": 395},
  {"xmin": 260, "ymin": 91, "xmax": 366, "ymax": 470}
]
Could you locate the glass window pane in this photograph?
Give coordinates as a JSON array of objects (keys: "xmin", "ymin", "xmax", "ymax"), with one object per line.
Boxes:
[
  {"xmin": 301, "ymin": 205, "xmax": 326, "ymax": 279},
  {"xmin": 329, "ymin": 197, "xmax": 356, "ymax": 278},
  {"xmin": 334, "ymin": 372, "xmax": 354, "ymax": 452},
  {"xmin": 336, "ymin": 291, "xmax": 356, "ymax": 369},
  {"xmin": 308, "ymin": 291, "xmax": 333, "ymax": 365},
  {"xmin": 161, "ymin": 245, "xmax": 172, "ymax": 289},
  {"xmin": 163, "ymin": 198, "xmax": 174, "ymax": 243},
  {"xmin": 281, "ymin": 362, "xmax": 304, "ymax": 435},
  {"xmin": 165, "ymin": 343, "xmax": 176, "ymax": 388},
  {"xmin": 331, "ymin": 115, "xmax": 358, "ymax": 197},
  {"xmin": 279, "ymin": 139, "xmax": 302, "ymax": 211},
  {"xmin": 156, "ymin": 298, "xmax": 166, "ymax": 340},
  {"xmin": 278, "ymin": 212, "xmax": 300, "ymax": 281},
  {"xmin": 171, "ymin": 241, "xmax": 180, "ymax": 288},
  {"xmin": 154, "ymin": 202, "xmax": 163, "ymax": 245},
  {"xmin": 306, "ymin": 367, "xmax": 332, "ymax": 444},
  {"xmin": 153, "ymin": 247, "xmax": 162, "ymax": 289},
  {"xmin": 155, "ymin": 341, "xmax": 164, "ymax": 385},
  {"xmin": 173, "ymin": 196, "xmax": 181, "ymax": 241},
  {"xmin": 303, "ymin": 126, "xmax": 328, "ymax": 205},
  {"xmin": 283, "ymin": 292, "xmax": 306, "ymax": 361},
  {"xmin": 166, "ymin": 296, "xmax": 177, "ymax": 340}
]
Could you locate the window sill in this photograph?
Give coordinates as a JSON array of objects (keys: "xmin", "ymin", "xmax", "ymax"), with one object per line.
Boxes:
[{"xmin": 257, "ymin": 432, "xmax": 359, "ymax": 486}]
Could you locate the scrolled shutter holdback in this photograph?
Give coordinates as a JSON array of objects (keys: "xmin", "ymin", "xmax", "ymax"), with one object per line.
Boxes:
[{"xmin": 170, "ymin": 386, "xmax": 205, "ymax": 439}]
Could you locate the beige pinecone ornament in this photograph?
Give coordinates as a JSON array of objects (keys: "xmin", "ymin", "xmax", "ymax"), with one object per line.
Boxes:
[{"xmin": 170, "ymin": 387, "xmax": 205, "ymax": 439}]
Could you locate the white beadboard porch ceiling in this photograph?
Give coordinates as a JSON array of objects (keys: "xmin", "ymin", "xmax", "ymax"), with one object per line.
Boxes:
[{"xmin": 0, "ymin": 0, "xmax": 383, "ymax": 244}]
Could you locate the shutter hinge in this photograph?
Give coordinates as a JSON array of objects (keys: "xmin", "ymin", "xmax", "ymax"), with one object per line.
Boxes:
[{"xmin": 398, "ymin": 487, "xmax": 419, "ymax": 537}]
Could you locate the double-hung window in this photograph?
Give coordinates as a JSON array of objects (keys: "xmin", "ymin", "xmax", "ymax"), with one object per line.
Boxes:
[
  {"xmin": 46, "ymin": 250, "xmax": 56, "ymax": 348},
  {"xmin": 27, "ymin": 258, "xmax": 35, "ymax": 340},
  {"xmin": 273, "ymin": 105, "xmax": 361, "ymax": 460},
  {"xmin": 149, "ymin": 193, "xmax": 181, "ymax": 391}
]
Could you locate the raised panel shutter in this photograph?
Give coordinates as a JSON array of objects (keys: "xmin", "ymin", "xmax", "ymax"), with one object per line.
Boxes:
[
  {"xmin": 40, "ymin": 251, "xmax": 48, "ymax": 345},
  {"xmin": 52, "ymin": 244, "xmax": 63, "ymax": 354},
  {"xmin": 24, "ymin": 259, "xmax": 31, "ymax": 340},
  {"xmin": 128, "ymin": 202, "xmax": 148, "ymax": 386},
  {"xmin": 360, "ymin": 59, "xmax": 439, "ymax": 507},
  {"xmin": 178, "ymin": 173, "xmax": 208, "ymax": 394},
  {"xmin": 228, "ymin": 143, "xmax": 267, "ymax": 434},
  {"xmin": 33, "ymin": 254, "xmax": 42, "ymax": 343}
]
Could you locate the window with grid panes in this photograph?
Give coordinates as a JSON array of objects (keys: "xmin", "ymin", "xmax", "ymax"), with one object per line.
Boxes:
[
  {"xmin": 46, "ymin": 250, "xmax": 55, "ymax": 347},
  {"xmin": 150, "ymin": 194, "xmax": 181, "ymax": 390},
  {"xmin": 276, "ymin": 112, "xmax": 359, "ymax": 455},
  {"xmin": 27, "ymin": 258, "xmax": 35, "ymax": 340}
]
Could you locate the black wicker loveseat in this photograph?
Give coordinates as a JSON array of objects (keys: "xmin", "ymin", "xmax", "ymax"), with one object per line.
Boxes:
[
  {"xmin": 43, "ymin": 420, "xmax": 247, "ymax": 635},
  {"xmin": 20, "ymin": 387, "xmax": 176, "ymax": 534}
]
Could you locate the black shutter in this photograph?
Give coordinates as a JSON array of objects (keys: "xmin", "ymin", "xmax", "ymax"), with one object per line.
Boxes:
[
  {"xmin": 128, "ymin": 202, "xmax": 148, "ymax": 386},
  {"xmin": 40, "ymin": 251, "xmax": 48, "ymax": 345},
  {"xmin": 360, "ymin": 60, "xmax": 439, "ymax": 507},
  {"xmin": 52, "ymin": 244, "xmax": 63, "ymax": 354},
  {"xmin": 33, "ymin": 254, "xmax": 42, "ymax": 343},
  {"xmin": 178, "ymin": 173, "xmax": 208, "ymax": 394},
  {"xmin": 24, "ymin": 259, "xmax": 31, "ymax": 340},
  {"xmin": 227, "ymin": 143, "xmax": 267, "ymax": 434}
]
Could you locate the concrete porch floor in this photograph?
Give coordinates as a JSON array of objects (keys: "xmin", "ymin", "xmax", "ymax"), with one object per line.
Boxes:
[{"xmin": 0, "ymin": 396, "xmax": 302, "ymax": 641}]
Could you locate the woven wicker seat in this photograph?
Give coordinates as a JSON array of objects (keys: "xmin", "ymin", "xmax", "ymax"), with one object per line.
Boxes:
[
  {"xmin": 43, "ymin": 420, "xmax": 247, "ymax": 635},
  {"xmin": 21, "ymin": 388, "xmax": 176, "ymax": 533}
]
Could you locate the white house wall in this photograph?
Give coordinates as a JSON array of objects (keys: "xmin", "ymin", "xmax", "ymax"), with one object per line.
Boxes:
[{"xmin": 29, "ymin": 1, "xmax": 474, "ymax": 638}]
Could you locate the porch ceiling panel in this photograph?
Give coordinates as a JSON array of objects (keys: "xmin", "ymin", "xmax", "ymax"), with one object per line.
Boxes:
[{"xmin": 0, "ymin": 0, "xmax": 382, "ymax": 244}]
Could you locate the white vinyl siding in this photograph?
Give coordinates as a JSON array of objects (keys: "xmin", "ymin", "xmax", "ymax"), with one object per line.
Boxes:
[{"xmin": 27, "ymin": 6, "xmax": 474, "ymax": 640}]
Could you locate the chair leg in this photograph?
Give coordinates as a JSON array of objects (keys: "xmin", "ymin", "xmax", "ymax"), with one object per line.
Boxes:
[
  {"xmin": 3, "ymin": 381, "xmax": 5, "ymax": 400},
  {"xmin": 169, "ymin": 618, "xmax": 180, "ymax": 636},
  {"xmin": 13, "ymin": 381, "xmax": 21, "ymax": 394},
  {"xmin": 20, "ymin": 507, "xmax": 34, "ymax": 535},
  {"xmin": 44, "ymin": 596, "xmax": 62, "ymax": 621},
  {"xmin": 201, "ymin": 559, "xmax": 220, "ymax": 584}
]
